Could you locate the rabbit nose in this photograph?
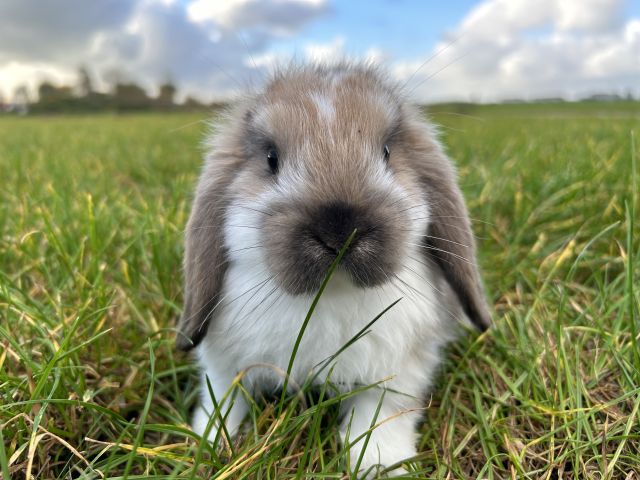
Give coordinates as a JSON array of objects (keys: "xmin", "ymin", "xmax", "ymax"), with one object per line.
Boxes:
[{"xmin": 311, "ymin": 201, "xmax": 360, "ymax": 253}]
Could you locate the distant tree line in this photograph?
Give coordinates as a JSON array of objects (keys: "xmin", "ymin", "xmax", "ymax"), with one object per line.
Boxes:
[
  {"xmin": 2, "ymin": 66, "xmax": 637, "ymax": 115},
  {"xmin": 3, "ymin": 67, "xmax": 221, "ymax": 114}
]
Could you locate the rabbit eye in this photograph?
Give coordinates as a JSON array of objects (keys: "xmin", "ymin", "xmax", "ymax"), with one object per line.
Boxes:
[
  {"xmin": 383, "ymin": 144, "xmax": 390, "ymax": 161},
  {"xmin": 267, "ymin": 148, "xmax": 279, "ymax": 174}
]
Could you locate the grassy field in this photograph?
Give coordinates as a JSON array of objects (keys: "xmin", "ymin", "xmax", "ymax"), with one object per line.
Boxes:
[{"xmin": 1, "ymin": 103, "xmax": 639, "ymax": 479}]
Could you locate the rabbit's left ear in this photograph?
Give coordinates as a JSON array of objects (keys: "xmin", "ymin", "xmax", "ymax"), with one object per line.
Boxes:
[
  {"xmin": 414, "ymin": 145, "xmax": 491, "ymax": 331},
  {"xmin": 176, "ymin": 161, "xmax": 235, "ymax": 351}
]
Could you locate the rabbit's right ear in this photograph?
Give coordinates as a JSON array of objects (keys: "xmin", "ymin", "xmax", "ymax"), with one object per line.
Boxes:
[
  {"xmin": 176, "ymin": 164, "xmax": 234, "ymax": 351},
  {"xmin": 416, "ymin": 147, "xmax": 491, "ymax": 332}
]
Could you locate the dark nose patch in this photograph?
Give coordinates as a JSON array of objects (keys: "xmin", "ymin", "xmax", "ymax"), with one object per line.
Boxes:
[
  {"xmin": 267, "ymin": 198, "xmax": 398, "ymax": 295},
  {"xmin": 310, "ymin": 202, "xmax": 361, "ymax": 253}
]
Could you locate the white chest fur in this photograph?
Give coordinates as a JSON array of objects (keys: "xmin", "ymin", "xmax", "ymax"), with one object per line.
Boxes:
[{"xmin": 199, "ymin": 250, "xmax": 453, "ymax": 396}]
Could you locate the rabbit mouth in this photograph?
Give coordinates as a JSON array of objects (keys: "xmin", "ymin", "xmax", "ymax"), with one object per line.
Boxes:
[
  {"xmin": 277, "ymin": 238, "xmax": 396, "ymax": 295},
  {"xmin": 264, "ymin": 200, "xmax": 404, "ymax": 295}
]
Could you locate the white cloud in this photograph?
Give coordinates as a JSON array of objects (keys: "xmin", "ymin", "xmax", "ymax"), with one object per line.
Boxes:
[
  {"xmin": 243, "ymin": 35, "xmax": 386, "ymax": 72},
  {"xmin": 0, "ymin": 62, "xmax": 77, "ymax": 101},
  {"xmin": 396, "ymin": 0, "xmax": 640, "ymax": 102},
  {"xmin": 298, "ymin": 37, "xmax": 388, "ymax": 65},
  {"xmin": 556, "ymin": 0, "xmax": 625, "ymax": 32},
  {"xmin": 303, "ymin": 36, "xmax": 346, "ymax": 63},
  {"xmin": 0, "ymin": 0, "xmax": 330, "ymax": 101},
  {"xmin": 187, "ymin": 0, "xmax": 329, "ymax": 35},
  {"xmin": 0, "ymin": 0, "xmax": 135, "ymax": 64}
]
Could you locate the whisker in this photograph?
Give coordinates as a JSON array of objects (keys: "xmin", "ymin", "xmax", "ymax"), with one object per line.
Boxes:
[
  {"xmin": 392, "ymin": 274, "xmax": 459, "ymax": 322},
  {"xmin": 412, "ymin": 234, "xmax": 470, "ymax": 249},
  {"xmin": 400, "ymin": 33, "xmax": 465, "ymax": 90},
  {"xmin": 402, "ymin": 263, "xmax": 445, "ymax": 297},
  {"xmin": 234, "ymin": 204, "xmax": 273, "ymax": 217},
  {"xmin": 229, "ymin": 283, "xmax": 282, "ymax": 331},
  {"xmin": 194, "ymin": 272, "xmax": 273, "ymax": 332},
  {"xmin": 227, "ymin": 224, "xmax": 262, "ymax": 230},
  {"xmin": 186, "ymin": 225, "xmax": 224, "ymax": 232},
  {"xmin": 256, "ymin": 290, "xmax": 287, "ymax": 324},
  {"xmin": 406, "ymin": 242, "xmax": 475, "ymax": 265},
  {"xmin": 225, "ymin": 276, "xmax": 280, "ymax": 332},
  {"xmin": 398, "ymin": 202, "xmax": 430, "ymax": 214},
  {"xmin": 433, "ymin": 111, "xmax": 486, "ymax": 122},
  {"xmin": 223, "ymin": 275, "xmax": 274, "ymax": 311},
  {"xmin": 228, "ymin": 244, "xmax": 264, "ymax": 254},
  {"xmin": 168, "ymin": 118, "xmax": 208, "ymax": 133},
  {"xmin": 387, "ymin": 191, "xmax": 425, "ymax": 209},
  {"xmin": 408, "ymin": 50, "xmax": 472, "ymax": 97},
  {"xmin": 431, "ymin": 215, "xmax": 495, "ymax": 226}
]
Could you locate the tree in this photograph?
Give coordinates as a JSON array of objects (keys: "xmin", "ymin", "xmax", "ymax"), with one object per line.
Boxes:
[
  {"xmin": 113, "ymin": 82, "xmax": 151, "ymax": 110},
  {"xmin": 38, "ymin": 82, "xmax": 57, "ymax": 102},
  {"xmin": 156, "ymin": 82, "xmax": 176, "ymax": 109},
  {"xmin": 182, "ymin": 95, "xmax": 205, "ymax": 111},
  {"xmin": 77, "ymin": 66, "xmax": 95, "ymax": 97},
  {"xmin": 35, "ymin": 81, "xmax": 74, "ymax": 112}
]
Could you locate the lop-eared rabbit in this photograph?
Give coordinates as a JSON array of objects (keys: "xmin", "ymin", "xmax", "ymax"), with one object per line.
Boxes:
[{"xmin": 177, "ymin": 63, "xmax": 490, "ymax": 477}]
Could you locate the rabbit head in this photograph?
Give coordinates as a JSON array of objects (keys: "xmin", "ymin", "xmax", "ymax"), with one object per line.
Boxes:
[{"xmin": 176, "ymin": 63, "xmax": 490, "ymax": 351}]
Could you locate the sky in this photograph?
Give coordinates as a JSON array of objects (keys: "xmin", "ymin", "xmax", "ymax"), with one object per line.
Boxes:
[{"xmin": 1, "ymin": 0, "xmax": 639, "ymax": 103}]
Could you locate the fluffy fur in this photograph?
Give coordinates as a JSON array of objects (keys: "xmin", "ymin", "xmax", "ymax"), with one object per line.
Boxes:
[{"xmin": 178, "ymin": 63, "xmax": 490, "ymax": 477}]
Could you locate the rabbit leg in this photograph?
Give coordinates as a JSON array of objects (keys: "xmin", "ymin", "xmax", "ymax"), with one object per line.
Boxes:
[
  {"xmin": 192, "ymin": 365, "xmax": 248, "ymax": 444},
  {"xmin": 339, "ymin": 387, "xmax": 421, "ymax": 478}
]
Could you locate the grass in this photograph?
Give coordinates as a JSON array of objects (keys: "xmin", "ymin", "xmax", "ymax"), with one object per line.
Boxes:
[{"xmin": 0, "ymin": 102, "xmax": 639, "ymax": 479}]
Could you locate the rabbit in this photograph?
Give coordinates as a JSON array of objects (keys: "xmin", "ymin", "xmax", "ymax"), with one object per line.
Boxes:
[{"xmin": 177, "ymin": 63, "xmax": 491, "ymax": 477}]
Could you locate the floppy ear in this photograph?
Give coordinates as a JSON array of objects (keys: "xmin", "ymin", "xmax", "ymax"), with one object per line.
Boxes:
[
  {"xmin": 416, "ymin": 146, "xmax": 491, "ymax": 331},
  {"xmin": 176, "ymin": 163, "xmax": 235, "ymax": 351}
]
